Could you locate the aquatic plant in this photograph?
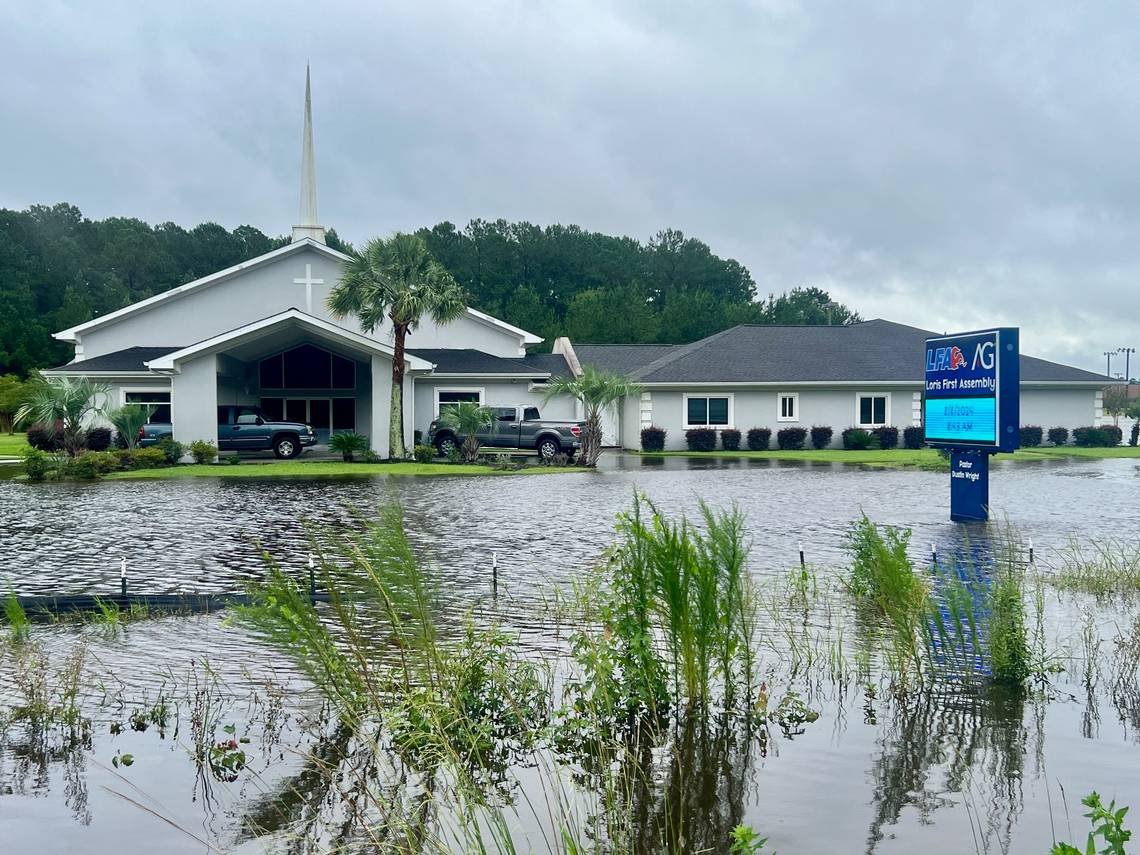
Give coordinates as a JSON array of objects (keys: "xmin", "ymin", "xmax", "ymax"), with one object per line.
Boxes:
[
  {"xmin": 3, "ymin": 591, "xmax": 29, "ymax": 642},
  {"xmin": 1047, "ymin": 538, "xmax": 1140, "ymax": 597},
  {"xmin": 1050, "ymin": 791, "xmax": 1132, "ymax": 854}
]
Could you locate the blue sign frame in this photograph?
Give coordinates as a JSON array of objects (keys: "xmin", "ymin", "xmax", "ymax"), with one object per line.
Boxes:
[{"xmin": 924, "ymin": 328, "xmax": 1020, "ymax": 453}]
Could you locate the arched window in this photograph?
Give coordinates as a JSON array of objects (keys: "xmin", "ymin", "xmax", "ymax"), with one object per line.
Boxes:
[{"xmin": 259, "ymin": 344, "xmax": 356, "ymax": 390}]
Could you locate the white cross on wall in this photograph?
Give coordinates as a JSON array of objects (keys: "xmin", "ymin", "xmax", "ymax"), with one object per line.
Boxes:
[{"xmin": 293, "ymin": 263, "xmax": 325, "ymax": 313}]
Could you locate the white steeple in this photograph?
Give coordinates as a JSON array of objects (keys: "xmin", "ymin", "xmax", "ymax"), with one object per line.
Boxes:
[{"xmin": 292, "ymin": 64, "xmax": 326, "ymax": 244}]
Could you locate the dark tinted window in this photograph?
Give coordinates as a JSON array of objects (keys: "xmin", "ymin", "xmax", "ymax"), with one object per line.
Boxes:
[
  {"xmin": 687, "ymin": 397, "xmax": 707, "ymax": 425},
  {"xmin": 708, "ymin": 397, "xmax": 729, "ymax": 425},
  {"xmin": 523, "ymin": 407, "xmax": 540, "ymax": 421},
  {"xmin": 332, "ymin": 355, "xmax": 355, "ymax": 389},
  {"xmin": 332, "ymin": 398, "xmax": 356, "ymax": 430},
  {"xmin": 125, "ymin": 391, "xmax": 171, "ymax": 423},
  {"xmin": 218, "ymin": 406, "xmax": 231, "ymax": 425},
  {"xmin": 259, "ymin": 354, "xmax": 283, "ymax": 389},
  {"xmin": 284, "ymin": 344, "xmax": 331, "ymax": 388},
  {"xmin": 495, "ymin": 407, "xmax": 516, "ymax": 422},
  {"xmin": 260, "ymin": 398, "xmax": 284, "ymax": 421}
]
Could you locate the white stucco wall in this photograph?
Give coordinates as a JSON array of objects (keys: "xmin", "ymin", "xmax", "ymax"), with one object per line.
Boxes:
[
  {"xmin": 171, "ymin": 355, "xmax": 219, "ymax": 446},
  {"xmin": 622, "ymin": 384, "xmax": 1102, "ymax": 450}
]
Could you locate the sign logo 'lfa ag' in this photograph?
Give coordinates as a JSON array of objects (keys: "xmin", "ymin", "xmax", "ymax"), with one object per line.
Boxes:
[{"xmin": 926, "ymin": 342, "xmax": 995, "ymax": 372}]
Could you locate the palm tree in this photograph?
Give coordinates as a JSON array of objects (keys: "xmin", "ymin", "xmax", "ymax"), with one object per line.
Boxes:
[
  {"xmin": 327, "ymin": 233, "xmax": 466, "ymax": 459},
  {"xmin": 438, "ymin": 401, "xmax": 493, "ymax": 462},
  {"xmin": 107, "ymin": 403, "xmax": 155, "ymax": 450},
  {"xmin": 543, "ymin": 366, "xmax": 640, "ymax": 467},
  {"xmin": 16, "ymin": 376, "xmax": 111, "ymax": 456}
]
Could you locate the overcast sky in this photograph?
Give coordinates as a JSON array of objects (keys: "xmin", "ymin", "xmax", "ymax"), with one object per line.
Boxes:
[{"xmin": 2, "ymin": 1, "xmax": 1137, "ymax": 372}]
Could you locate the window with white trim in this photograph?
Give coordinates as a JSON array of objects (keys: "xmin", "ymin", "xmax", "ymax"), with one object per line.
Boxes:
[
  {"xmin": 856, "ymin": 393, "xmax": 890, "ymax": 427},
  {"xmin": 683, "ymin": 394, "xmax": 732, "ymax": 428},
  {"xmin": 125, "ymin": 390, "xmax": 171, "ymax": 423},
  {"xmin": 435, "ymin": 388, "xmax": 483, "ymax": 417},
  {"xmin": 777, "ymin": 392, "xmax": 798, "ymax": 422}
]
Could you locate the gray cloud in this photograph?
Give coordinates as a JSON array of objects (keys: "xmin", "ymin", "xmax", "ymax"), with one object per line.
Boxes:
[{"xmin": 2, "ymin": 0, "xmax": 1137, "ymax": 371}]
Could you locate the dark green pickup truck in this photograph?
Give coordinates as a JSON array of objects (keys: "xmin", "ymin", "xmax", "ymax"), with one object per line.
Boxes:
[{"xmin": 138, "ymin": 405, "xmax": 318, "ymax": 459}]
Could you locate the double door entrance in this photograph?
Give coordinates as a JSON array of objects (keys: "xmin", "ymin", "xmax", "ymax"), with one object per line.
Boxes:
[{"xmin": 261, "ymin": 397, "xmax": 356, "ymax": 441}]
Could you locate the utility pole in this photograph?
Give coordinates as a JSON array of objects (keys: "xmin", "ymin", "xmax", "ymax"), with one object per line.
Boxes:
[
  {"xmin": 1118, "ymin": 347, "xmax": 1135, "ymax": 382},
  {"xmin": 1104, "ymin": 351, "xmax": 1116, "ymax": 377}
]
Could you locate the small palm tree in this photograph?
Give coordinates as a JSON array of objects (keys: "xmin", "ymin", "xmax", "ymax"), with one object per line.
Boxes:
[
  {"xmin": 107, "ymin": 403, "xmax": 155, "ymax": 450},
  {"xmin": 438, "ymin": 401, "xmax": 493, "ymax": 463},
  {"xmin": 543, "ymin": 366, "xmax": 640, "ymax": 467},
  {"xmin": 328, "ymin": 431, "xmax": 369, "ymax": 462},
  {"xmin": 16, "ymin": 376, "xmax": 111, "ymax": 457},
  {"xmin": 328, "ymin": 233, "xmax": 467, "ymax": 459}
]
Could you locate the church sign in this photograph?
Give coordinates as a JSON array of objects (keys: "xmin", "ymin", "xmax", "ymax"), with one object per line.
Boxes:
[{"xmin": 923, "ymin": 327, "xmax": 1019, "ymax": 521}]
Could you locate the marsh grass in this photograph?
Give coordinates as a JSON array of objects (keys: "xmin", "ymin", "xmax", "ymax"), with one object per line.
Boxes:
[
  {"xmin": 3, "ymin": 591, "xmax": 29, "ymax": 641},
  {"xmin": 1047, "ymin": 538, "xmax": 1140, "ymax": 597}
]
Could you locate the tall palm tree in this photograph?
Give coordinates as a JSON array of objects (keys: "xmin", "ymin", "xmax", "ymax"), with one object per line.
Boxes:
[
  {"xmin": 327, "ymin": 233, "xmax": 466, "ymax": 459},
  {"xmin": 543, "ymin": 366, "xmax": 640, "ymax": 467},
  {"xmin": 16, "ymin": 376, "xmax": 111, "ymax": 456}
]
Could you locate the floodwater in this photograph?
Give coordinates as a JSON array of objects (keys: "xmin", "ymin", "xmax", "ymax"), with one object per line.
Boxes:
[{"xmin": 1, "ymin": 453, "xmax": 1139, "ymax": 854}]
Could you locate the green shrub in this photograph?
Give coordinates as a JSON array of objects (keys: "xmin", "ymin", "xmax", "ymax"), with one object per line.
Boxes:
[
  {"xmin": 1073, "ymin": 426, "xmax": 1116, "ymax": 447},
  {"xmin": 810, "ymin": 425, "xmax": 833, "ymax": 449},
  {"xmin": 873, "ymin": 426, "xmax": 899, "ymax": 449},
  {"xmin": 22, "ymin": 447, "xmax": 50, "ymax": 482},
  {"xmin": 85, "ymin": 426, "xmax": 113, "ymax": 451},
  {"xmin": 842, "ymin": 428, "xmax": 874, "ymax": 450},
  {"xmin": 746, "ymin": 427, "xmax": 770, "ymax": 450},
  {"xmin": 189, "ymin": 440, "xmax": 216, "ymax": 464},
  {"xmin": 80, "ymin": 450, "xmax": 120, "ymax": 475},
  {"xmin": 363, "ymin": 450, "xmax": 382, "ymax": 464},
  {"xmin": 685, "ymin": 428, "xmax": 717, "ymax": 452},
  {"xmin": 1018, "ymin": 425, "xmax": 1043, "ymax": 447},
  {"xmin": 412, "ymin": 444, "xmax": 435, "ymax": 464},
  {"xmin": 26, "ymin": 421, "xmax": 63, "ymax": 452},
  {"xmin": 903, "ymin": 425, "xmax": 924, "ymax": 449},
  {"xmin": 1047, "ymin": 426, "xmax": 1069, "ymax": 446},
  {"xmin": 67, "ymin": 455, "xmax": 100, "ymax": 480},
  {"xmin": 155, "ymin": 436, "xmax": 184, "ymax": 464},
  {"xmin": 776, "ymin": 427, "xmax": 806, "ymax": 450},
  {"xmin": 129, "ymin": 447, "xmax": 169, "ymax": 469},
  {"xmin": 721, "ymin": 428, "xmax": 741, "ymax": 451},
  {"xmin": 640, "ymin": 426, "xmax": 666, "ymax": 452},
  {"xmin": 329, "ymin": 431, "xmax": 369, "ymax": 461},
  {"xmin": 225, "ymin": 454, "xmax": 241, "ymax": 465}
]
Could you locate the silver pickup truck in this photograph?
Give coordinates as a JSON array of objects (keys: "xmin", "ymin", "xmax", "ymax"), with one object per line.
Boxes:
[{"xmin": 427, "ymin": 405, "xmax": 584, "ymax": 460}]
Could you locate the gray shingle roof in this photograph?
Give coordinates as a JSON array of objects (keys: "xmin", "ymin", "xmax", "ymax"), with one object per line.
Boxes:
[
  {"xmin": 522, "ymin": 352, "xmax": 573, "ymax": 378},
  {"xmin": 585, "ymin": 321, "xmax": 1110, "ymax": 384},
  {"xmin": 407, "ymin": 348, "xmax": 560, "ymax": 376},
  {"xmin": 573, "ymin": 344, "xmax": 679, "ymax": 374},
  {"xmin": 50, "ymin": 346, "xmax": 183, "ymax": 373}
]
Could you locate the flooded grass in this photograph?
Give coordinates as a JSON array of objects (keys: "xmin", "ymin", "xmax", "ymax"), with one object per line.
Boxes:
[{"xmin": 1047, "ymin": 538, "xmax": 1140, "ymax": 597}]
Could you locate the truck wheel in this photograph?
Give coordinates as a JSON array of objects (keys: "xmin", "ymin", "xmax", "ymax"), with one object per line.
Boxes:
[
  {"xmin": 537, "ymin": 437, "xmax": 561, "ymax": 459},
  {"xmin": 435, "ymin": 434, "xmax": 457, "ymax": 458},
  {"xmin": 273, "ymin": 434, "xmax": 301, "ymax": 459}
]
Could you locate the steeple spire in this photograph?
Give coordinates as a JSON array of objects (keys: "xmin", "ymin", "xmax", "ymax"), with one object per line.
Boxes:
[{"xmin": 292, "ymin": 64, "xmax": 326, "ymax": 244}]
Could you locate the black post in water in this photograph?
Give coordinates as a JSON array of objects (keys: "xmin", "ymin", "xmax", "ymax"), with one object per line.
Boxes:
[
  {"xmin": 308, "ymin": 554, "xmax": 316, "ymax": 604},
  {"xmin": 798, "ymin": 542, "xmax": 806, "ymax": 568},
  {"xmin": 1028, "ymin": 539, "xmax": 1034, "ymax": 566},
  {"xmin": 492, "ymin": 552, "xmax": 498, "ymax": 598},
  {"xmin": 120, "ymin": 557, "xmax": 127, "ymax": 597}
]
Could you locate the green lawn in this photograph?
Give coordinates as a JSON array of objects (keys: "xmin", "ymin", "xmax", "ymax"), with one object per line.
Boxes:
[
  {"xmin": 1010, "ymin": 446, "xmax": 1140, "ymax": 459},
  {"xmin": 0, "ymin": 433, "xmax": 29, "ymax": 457},
  {"xmin": 105, "ymin": 460, "xmax": 588, "ymax": 480}
]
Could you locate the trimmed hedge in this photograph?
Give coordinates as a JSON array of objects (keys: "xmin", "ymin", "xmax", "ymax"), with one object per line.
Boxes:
[
  {"xmin": 810, "ymin": 425, "xmax": 833, "ymax": 449},
  {"xmin": 685, "ymin": 428, "xmax": 717, "ymax": 452},
  {"xmin": 1131, "ymin": 423, "xmax": 1139, "ymax": 447},
  {"xmin": 1047, "ymin": 426, "xmax": 1068, "ymax": 446},
  {"xmin": 640, "ymin": 426, "xmax": 666, "ymax": 452},
  {"xmin": 86, "ymin": 426, "xmax": 112, "ymax": 451},
  {"xmin": 1019, "ymin": 426, "xmax": 1043, "ymax": 448},
  {"xmin": 776, "ymin": 426, "xmax": 807, "ymax": 450},
  {"xmin": 1105, "ymin": 424, "xmax": 1124, "ymax": 445},
  {"xmin": 721, "ymin": 428, "xmax": 741, "ymax": 451},
  {"xmin": 746, "ymin": 427, "xmax": 771, "ymax": 451},
  {"xmin": 873, "ymin": 426, "xmax": 899, "ymax": 449},
  {"xmin": 1072, "ymin": 426, "xmax": 1118, "ymax": 447},
  {"xmin": 842, "ymin": 427, "xmax": 874, "ymax": 450},
  {"xmin": 27, "ymin": 422, "xmax": 64, "ymax": 452},
  {"xmin": 903, "ymin": 425, "xmax": 924, "ymax": 449}
]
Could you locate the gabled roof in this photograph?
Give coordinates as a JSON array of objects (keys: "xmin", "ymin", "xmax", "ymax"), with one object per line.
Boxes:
[
  {"xmin": 146, "ymin": 309, "xmax": 434, "ymax": 372},
  {"xmin": 406, "ymin": 348, "xmax": 567, "ymax": 377},
  {"xmin": 45, "ymin": 346, "xmax": 183, "ymax": 374},
  {"xmin": 53, "ymin": 239, "xmax": 352, "ymax": 342},
  {"xmin": 465, "ymin": 307, "xmax": 544, "ymax": 346},
  {"xmin": 573, "ymin": 343, "xmax": 680, "ymax": 374},
  {"xmin": 583, "ymin": 320, "xmax": 1111, "ymax": 385}
]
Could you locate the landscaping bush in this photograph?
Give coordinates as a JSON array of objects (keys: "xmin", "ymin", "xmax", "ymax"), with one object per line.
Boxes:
[
  {"xmin": 1104, "ymin": 424, "xmax": 1124, "ymax": 445},
  {"xmin": 128, "ymin": 448, "xmax": 168, "ymax": 469},
  {"xmin": 746, "ymin": 427, "xmax": 771, "ymax": 451},
  {"xmin": 640, "ymin": 425, "xmax": 666, "ymax": 452},
  {"xmin": 685, "ymin": 428, "xmax": 717, "ymax": 452},
  {"xmin": 1132, "ymin": 423, "xmax": 1139, "ymax": 447},
  {"xmin": 903, "ymin": 425, "xmax": 925, "ymax": 449},
  {"xmin": 156, "ymin": 436, "xmax": 184, "ymax": 464},
  {"xmin": 189, "ymin": 440, "xmax": 217, "ymax": 464},
  {"xmin": 842, "ymin": 428, "xmax": 875, "ymax": 450},
  {"xmin": 26, "ymin": 421, "xmax": 64, "ymax": 452},
  {"xmin": 22, "ymin": 448, "xmax": 49, "ymax": 482},
  {"xmin": 85, "ymin": 426, "xmax": 112, "ymax": 451},
  {"xmin": 721, "ymin": 428, "xmax": 741, "ymax": 451},
  {"xmin": 873, "ymin": 426, "xmax": 899, "ymax": 449},
  {"xmin": 413, "ymin": 429, "xmax": 423, "ymax": 446},
  {"xmin": 776, "ymin": 426, "xmax": 807, "ymax": 450},
  {"xmin": 1047, "ymin": 426, "xmax": 1069, "ymax": 446},
  {"xmin": 363, "ymin": 450, "xmax": 383, "ymax": 464},
  {"xmin": 79, "ymin": 450, "xmax": 121, "ymax": 475},
  {"xmin": 225, "ymin": 454, "xmax": 241, "ymax": 465},
  {"xmin": 1018, "ymin": 425, "xmax": 1043, "ymax": 448},
  {"xmin": 67, "ymin": 455, "xmax": 100, "ymax": 480},
  {"xmin": 412, "ymin": 444, "xmax": 435, "ymax": 464},
  {"xmin": 1072, "ymin": 426, "xmax": 1116, "ymax": 447},
  {"xmin": 329, "ymin": 431, "xmax": 369, "ymax": 462},
  {"xmin": 810, "ymin": 425, "xmax": 833, "ymax": 449}
]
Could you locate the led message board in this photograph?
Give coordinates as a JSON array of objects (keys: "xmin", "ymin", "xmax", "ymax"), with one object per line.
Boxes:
[{"xmin": 923, "ymin": 328, "xmax": 1020, "ymax": 454}]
